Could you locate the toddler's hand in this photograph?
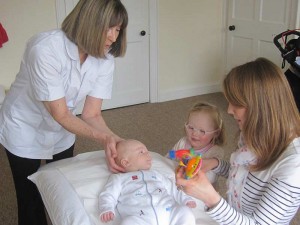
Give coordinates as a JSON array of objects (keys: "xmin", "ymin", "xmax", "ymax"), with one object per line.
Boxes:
[
  {"xmin": 186, "ymin": 200, "xmax": 197, "ymax": 208},
  {"xmin": 100, "ymin": 211, "xmax": 114, "ymax": 222}
]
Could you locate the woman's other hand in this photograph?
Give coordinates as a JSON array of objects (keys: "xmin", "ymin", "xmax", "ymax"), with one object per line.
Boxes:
[
  {"xmin": 104, "ymin": 135, "xmax": 125, "ymax": 173},
  {"xmin": 176, "ymin": 167, "xmax": 221, "ymax": 208}
]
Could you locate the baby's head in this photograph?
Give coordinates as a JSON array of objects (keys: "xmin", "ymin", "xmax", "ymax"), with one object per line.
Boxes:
[
  {"xmin": 184, "ymin": 102, "xmax": 225, "ymax": 149},
  {"xmin": 116, "ymin": 139, "xmax": 152, "ymax": 172}
]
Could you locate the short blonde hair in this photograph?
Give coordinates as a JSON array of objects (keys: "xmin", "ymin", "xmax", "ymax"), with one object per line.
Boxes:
[
  {"xmin": 223, "ymin": 57, "xmax": 300, "ymax": 171},
  {"xmin": 62, "ymin": 0, "xmax": 128, "ymax": 58},
  {"xmin": 188, "ymin": 102, "xmax": 225, "ymax": 146}
]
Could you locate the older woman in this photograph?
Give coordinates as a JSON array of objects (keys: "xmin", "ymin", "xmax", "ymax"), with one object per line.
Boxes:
[{"xmin": 0, "ymin": 1, "xmax": 128, "ymax": 224}]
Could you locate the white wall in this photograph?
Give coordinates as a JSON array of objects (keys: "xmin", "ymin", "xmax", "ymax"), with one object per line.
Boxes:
[
  {"xmin": 0, "ymin": 0, "xmax": 57, "ymax": 89},
  {"xmin": 0, "ymin": 0, "xmax": 225, "ymax": 102},
  {"xmin": 158, "ymin": 0, "xmax": 224, "ymax": 101}
]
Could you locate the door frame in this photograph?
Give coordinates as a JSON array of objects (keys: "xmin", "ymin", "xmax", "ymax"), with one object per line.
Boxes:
[{"xmin": 55, "ymin": 0, "xmax": 159, "ymax": 103}]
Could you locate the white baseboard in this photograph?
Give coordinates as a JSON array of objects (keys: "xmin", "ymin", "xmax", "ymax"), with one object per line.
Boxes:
[{"xmin": 157, "ymin": 83, "xmax": 222, "ymax": 103}]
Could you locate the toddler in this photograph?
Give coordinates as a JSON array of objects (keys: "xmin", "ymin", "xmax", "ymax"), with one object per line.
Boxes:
[
  {"xmin": 99, "ymin": 139, "xmax": 196, "ymax": 225},
  {"xmin": 169, "ymin": 102, "xmax": 225, "ymax": 184}
]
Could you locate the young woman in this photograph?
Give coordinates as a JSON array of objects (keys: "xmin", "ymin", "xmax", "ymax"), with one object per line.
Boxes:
[
  {"xmin": 176, "ymin": 58, "xmax": 300, "ymax": 224},
  {"xmin": 0, "ymin": 0, "xmax": 128, "ymax": 224}
]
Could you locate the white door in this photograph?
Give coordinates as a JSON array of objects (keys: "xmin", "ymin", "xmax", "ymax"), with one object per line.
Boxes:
[
  {"xmin": 103, "ymin": 0, "xmax": 149, "ymax": 110},
  {"xmin": 226, "ymin": 0, "xmax": 292, "ymax": 72},
  {"xmin": 56, "ymin": 0, "xmax": 149, "ymax": 112}
]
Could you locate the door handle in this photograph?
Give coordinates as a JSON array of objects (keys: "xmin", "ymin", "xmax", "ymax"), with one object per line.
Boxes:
[
  {"xmin": 228, "ymin": 25, "xmax": 235, "ymax": 31},
  {"xmin": 140, "ymin": 30, "xmax": 146, "ymax": 36}
]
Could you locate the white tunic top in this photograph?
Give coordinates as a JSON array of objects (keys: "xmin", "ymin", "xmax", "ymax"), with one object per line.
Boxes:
[{"xmin": 0, "ymin": 29, "xmax": 114, "ymax": 159}]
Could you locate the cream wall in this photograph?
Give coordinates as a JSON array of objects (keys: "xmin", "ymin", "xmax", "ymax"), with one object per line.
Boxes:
[
  {"xmin": 158, "ymin": 0, "xmax": 224, "ymax": 101},
  {"xmin": 0, "ymin": 0, "xmax": 57, "ymax": 89},
  {"xmin": 0, "ymin": 0, "xmax": 224, "ymax": 102}
]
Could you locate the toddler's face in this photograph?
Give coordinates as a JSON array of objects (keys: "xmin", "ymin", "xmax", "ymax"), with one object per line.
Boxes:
[{"xmin": 185, "ymin": 111, "xmax": 218, "ymax": 149}]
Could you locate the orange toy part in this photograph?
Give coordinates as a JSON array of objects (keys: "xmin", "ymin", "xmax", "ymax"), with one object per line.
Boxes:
[{"xmin": 182, "ymin": 155, "xmax": 202, "ymax": 179}]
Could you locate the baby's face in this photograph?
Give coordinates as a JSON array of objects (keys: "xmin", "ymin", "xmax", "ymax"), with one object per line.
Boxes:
[{"xmin": 124, "ymin": 140, "xmax": 152, "ymax": 171}]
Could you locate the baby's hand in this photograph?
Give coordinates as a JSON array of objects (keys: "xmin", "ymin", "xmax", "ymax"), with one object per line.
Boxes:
[
  {"xmin": 186, "ymin": 200, "xmax": 197, "ymax": 208},
  {"xmin": 100, "ymin": 211, "xmax": 114, "ymax": 222}
]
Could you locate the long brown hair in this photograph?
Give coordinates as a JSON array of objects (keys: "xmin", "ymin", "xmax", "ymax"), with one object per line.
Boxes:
[
  {"xmin": 223, "ymin": 58, "xmax": 300, "ymax": 171},
  {"xmin": 62, "ymin": 0, "xmax": 128, "ymax": 58}
]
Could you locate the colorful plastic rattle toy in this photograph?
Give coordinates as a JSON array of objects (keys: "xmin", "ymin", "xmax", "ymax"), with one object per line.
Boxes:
[
  {"xmin": 168, "ymin": 148, "xmax": 202, "ymax": 179},
  {"xmin": 179, "ymin": 154, "xmax": 202, "ymax": 179}
]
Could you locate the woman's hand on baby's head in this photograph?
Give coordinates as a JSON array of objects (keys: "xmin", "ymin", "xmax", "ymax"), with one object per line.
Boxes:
[
  {"xmin": 100, "ymin": 211, "xmax": 114, "ymax": 222},
  {"xmin": 104, "ymin": 135, "xmax": 126, "ymax": 173}
]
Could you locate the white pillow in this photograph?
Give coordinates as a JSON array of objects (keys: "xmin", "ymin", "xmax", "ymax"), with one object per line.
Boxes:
[
  {"xmin": 28, "ymin": 150, "xmax": 217, "ymax": 225},
  {"xmin": 29, "ymin": 169, "xmax": 92, "ymax": 225}
]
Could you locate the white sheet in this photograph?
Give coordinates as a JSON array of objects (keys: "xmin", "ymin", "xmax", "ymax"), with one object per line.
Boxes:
[{"xmin": 28, "ymin": 151, "xmax": 218, "ymax": 225}]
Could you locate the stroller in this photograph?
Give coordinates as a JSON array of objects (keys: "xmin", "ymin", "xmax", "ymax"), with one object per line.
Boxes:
[{"xmin": 273, "ymin": 30, "xmax": 300, "ymax": 112}]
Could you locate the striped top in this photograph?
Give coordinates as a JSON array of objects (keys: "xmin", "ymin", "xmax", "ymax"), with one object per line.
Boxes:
[{"xmin": 206, "ymin": 137, "xmax": 300, "ymax": 224}]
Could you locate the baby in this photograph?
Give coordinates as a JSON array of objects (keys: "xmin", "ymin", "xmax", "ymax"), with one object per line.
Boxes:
[{"xmin": 99, "ymin": 139, "xmax": 196, "ymax": 225}]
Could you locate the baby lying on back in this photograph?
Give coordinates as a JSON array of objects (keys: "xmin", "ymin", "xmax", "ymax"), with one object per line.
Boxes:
[{"xmin": 99, "ymin": 139, "xmax": 196, "ymax": 225}]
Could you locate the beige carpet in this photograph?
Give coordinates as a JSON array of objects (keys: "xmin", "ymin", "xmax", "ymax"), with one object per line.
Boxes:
[{"xmin": 0, "ymin": 92, "xmax": 299, "ymax": 224}]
